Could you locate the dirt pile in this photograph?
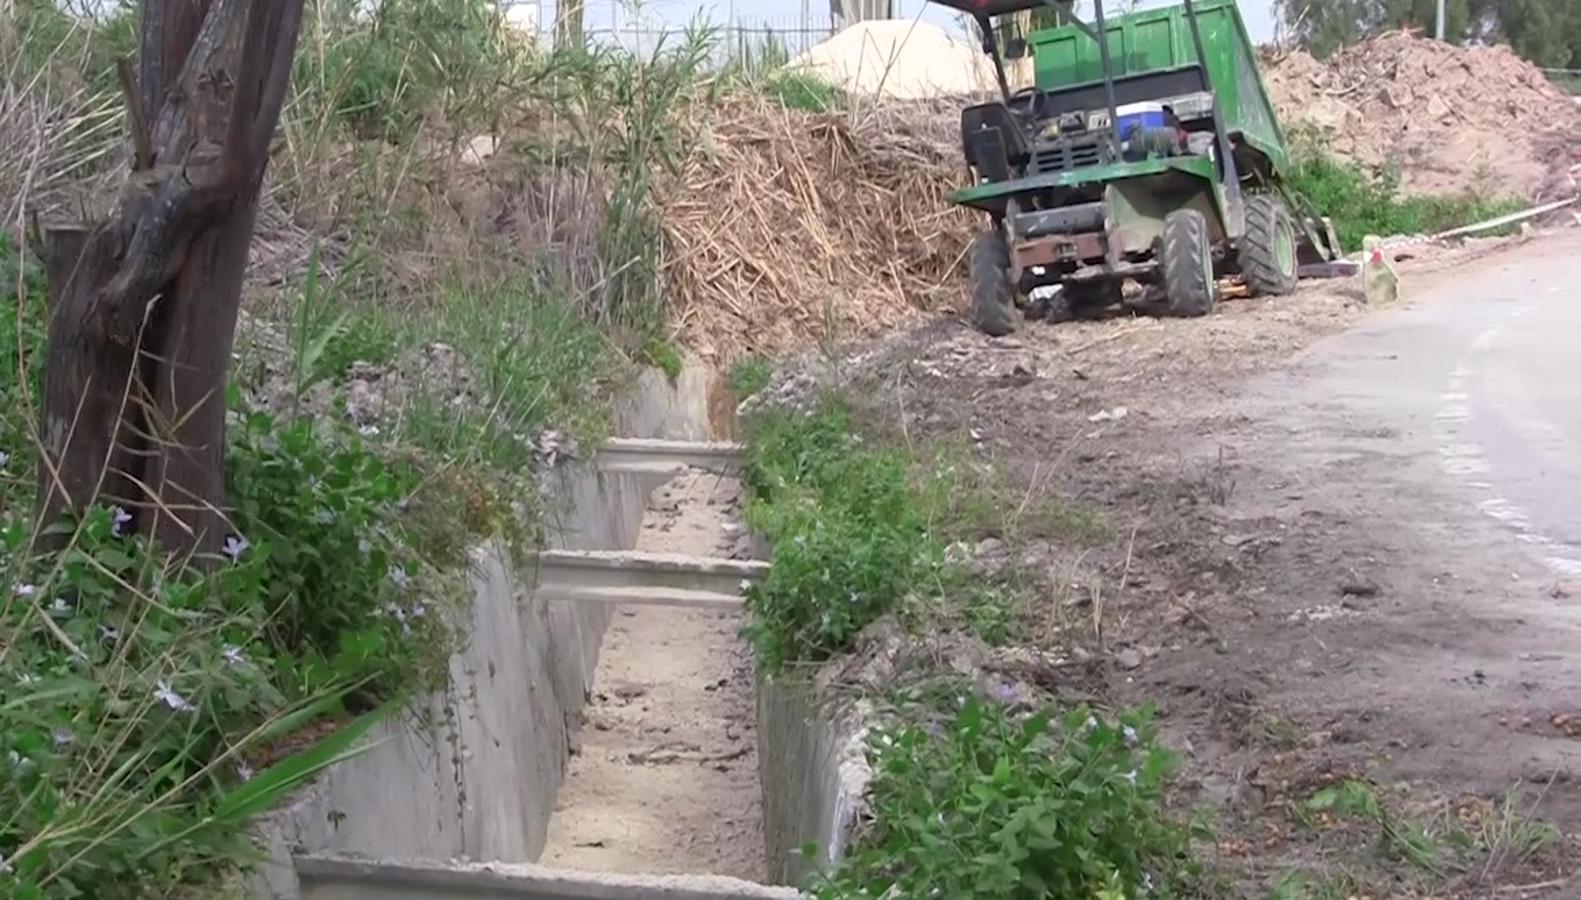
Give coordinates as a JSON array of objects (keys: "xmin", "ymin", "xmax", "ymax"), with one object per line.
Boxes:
[
  {"xmin": 1264, "ymin": 32, "xmax": 1581, "ymax": 199},
  {"xmin": 787, "ymin": 20, "xmax": 1001, "ymax": 100},
  {"xmin": 657, "ymin": 99, "xmax": 971, "ymax": 362}
]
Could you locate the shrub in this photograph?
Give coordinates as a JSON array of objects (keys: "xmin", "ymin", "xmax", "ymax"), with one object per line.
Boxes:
[
  {"xmin": 226, "ymin": 406, "xmax": 457, "ymax": 702},
  {"xmin": 742, "ymin": 400, "xmax": 935, "ymax": 671},
  {"xmin": 0, "ymin": 504, "xmax": 390, "ymax": 899},
  {"xmin": 816, "ymin": 698, "xmax": 1195, "ymax": 899},
  {"xmin": 1287, "ymin": 148, "xmax": 1523, "ymax": 251}
]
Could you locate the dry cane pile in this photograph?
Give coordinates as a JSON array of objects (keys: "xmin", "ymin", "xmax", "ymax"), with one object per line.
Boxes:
[{"xmin": 657, "ymin": 97, "xmax": 971, "ymax": 362}]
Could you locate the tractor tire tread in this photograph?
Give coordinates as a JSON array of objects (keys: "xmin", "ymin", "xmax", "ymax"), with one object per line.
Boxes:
[
  {"xmin": 968, "ymin": 230, "xmax": 1019, "ymax": 336},
  {"xmin": 1241, "ymin": 195, "xmax": 1298, "ymax": 296},
  {"xmin": 1162, "ymin": 209, "xmax": 1214, "ymax": 318}
]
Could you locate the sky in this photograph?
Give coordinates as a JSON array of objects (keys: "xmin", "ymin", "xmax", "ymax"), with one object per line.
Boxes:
[{"xmin": 512, "ymin": 1, "xmax": 1281, "ymax": 44}]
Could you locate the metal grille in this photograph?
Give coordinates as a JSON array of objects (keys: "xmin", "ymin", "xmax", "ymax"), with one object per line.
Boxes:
[{"xmin": 1030, "ymin": 137, "xmax": 1107, "ymax": 174}]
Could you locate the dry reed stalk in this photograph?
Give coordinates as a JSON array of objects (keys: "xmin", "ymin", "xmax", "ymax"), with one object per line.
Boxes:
[{"xmin": 655, "ymin": 93, "xmax": 975, "ymax": 362}]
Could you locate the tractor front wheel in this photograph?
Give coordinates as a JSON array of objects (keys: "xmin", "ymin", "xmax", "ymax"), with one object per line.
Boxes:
[
  {"xmin": 1162, "ymin": 209, "xmax": 1215, "ymax": 318},
  {"xmin": 968, "ymin": 229, "xmax": 1019, "ymax": 337},
  {"xmin": 1240, "ymin": 195, "xmax": 1299, "ymax": 296}
]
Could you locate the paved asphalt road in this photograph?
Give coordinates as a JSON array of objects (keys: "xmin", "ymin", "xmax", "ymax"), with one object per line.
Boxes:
[{"xmin": 1285, "ymin": 230, "xmax": 1581, "ymax": 581}]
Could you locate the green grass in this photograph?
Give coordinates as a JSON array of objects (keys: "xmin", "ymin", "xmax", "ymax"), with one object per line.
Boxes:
[
  {"xmin": 1294, "ymin": 779, "xmax": 1561, "ymax": 883},
  {"xmin": 1287, "ymin": 148, "xmax": 1525, "ymax": 252},
  {"xmin": 727, "ymin": 355, "xmax": 773, "ymax": 399},
  {"xmin": 761, "ymin": 70, "xmax": 842, "ymax": 113},
  {"xmin": 740, "ymin": 396, "xmax": 1108, "ymax": 667}
]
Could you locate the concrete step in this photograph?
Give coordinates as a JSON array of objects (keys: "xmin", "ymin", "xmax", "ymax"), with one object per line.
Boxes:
[
  {"xmin": 594, "ymin": 438, "xmax": 746, "ymax": 477},
  {"xmin": 531, "ymin": 550, "xmax": 767, "ymax": 608},
  {"xmin": 295, "ymin": 855, "xmax": 801, "ymax": 900},
  {"xmin": 539, "ymin": 585, "xmax": 747, "ymax": 611}
]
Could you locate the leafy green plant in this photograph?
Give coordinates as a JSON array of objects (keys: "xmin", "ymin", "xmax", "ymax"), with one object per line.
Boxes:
[
  {"xmin": 226, "ymin": 405, "xmax": 457, "ymax": 702},
  {"xmin": 815, "ymin": 698, "xmax": 1195, "ymax": 899},
  {"xmin": 0, "ymin": 503, "xmax": 392, "ymax": 899},
  {"xmin": 1287, "ymin": 145, "xmax": 1524, "ymax": 251},
  {"xmin": 742, "ymin": 400, "xmax": 935, "ymax": 671}
]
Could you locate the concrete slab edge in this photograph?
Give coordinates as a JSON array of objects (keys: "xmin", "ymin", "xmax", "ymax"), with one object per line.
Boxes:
[{"xmin": 295, "ymin": 855, "xmax": 803, "ymax": 900}]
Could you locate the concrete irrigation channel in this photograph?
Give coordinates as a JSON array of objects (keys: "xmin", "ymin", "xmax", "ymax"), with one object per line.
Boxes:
[{"xmin": 248, "ymin": 377, "xmax": 868, "ymax": 900}]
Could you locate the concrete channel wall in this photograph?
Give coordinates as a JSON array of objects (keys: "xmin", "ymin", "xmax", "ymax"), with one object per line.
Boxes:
[
  {"xmin": 756, "ymin": 670, "xmax": 871, "ymax": 884},
  {"xmin": 250, "ymin": 359, "xmax": 871, "ymax": 900},
  {"xmin": 251, "ymin": 368, "xmax": 709, "ymax": 899}
]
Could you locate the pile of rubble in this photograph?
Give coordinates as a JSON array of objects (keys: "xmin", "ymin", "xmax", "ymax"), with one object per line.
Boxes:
[{"xmin": 1264, "ymin": 31, "xmax": 1581, "ymax": 200}]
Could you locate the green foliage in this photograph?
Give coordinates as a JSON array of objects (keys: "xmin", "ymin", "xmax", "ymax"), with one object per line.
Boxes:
[
  {"xmin": 815, "ymin": 698, "xmax": 1196, "ymax": 899},
  {"xmin": 1287, "ymin": 147, "xmax": 1523, "ymax": 251},
  {"xmin": 743, "ymin": 400, "xmax": 933, "ymax": 671},
  {"xmin": 640, "ymin": 337, "xmax": 684, "ymax": 383},
  {"xmin": 226, "ymin": 407, "xmax": 457, "ymax": 702},
  {"xmin": 1, "ymin": 234, "xmax": 48, "ymax": 459},
  {"xmin": 1298, "ymin": 780, "xmax": 1561, "ymax": 879},
  {"xmin": 0, "ymin": 502, "xmax": 392, "ymax": 898},
  {"xmin": 727, "ymin": 356, "xmax": 773, "ymax": 399},
  {"xmin": 394, "ymin": 281, "xmax": 616, "ymax": 474},
  {"xmin": 761, "ymin": 71, "xmax": 842, "ymax": 113},
  {"xmin": 4, "ymin": 0, "xmax": 138, "ymax": 93},
  {"xmin": 296, "ymin": 0, "xmax": 529, "ymax": 141}
]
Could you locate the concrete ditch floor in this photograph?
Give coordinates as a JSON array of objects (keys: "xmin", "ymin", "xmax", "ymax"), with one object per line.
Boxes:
[{"xmin": 540, "ymin": 470, "xmax": 765, "ymax": 880}]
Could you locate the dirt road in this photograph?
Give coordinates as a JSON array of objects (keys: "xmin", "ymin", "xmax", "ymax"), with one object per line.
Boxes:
[{"xmin": 809, "ymin": 228, "xmax": 1581, "ymax": 892}]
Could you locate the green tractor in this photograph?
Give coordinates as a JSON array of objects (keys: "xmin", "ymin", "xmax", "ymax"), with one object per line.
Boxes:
[{"xmin": 932, "ymin": 0, "xmax": 1341, "ymax": 335}]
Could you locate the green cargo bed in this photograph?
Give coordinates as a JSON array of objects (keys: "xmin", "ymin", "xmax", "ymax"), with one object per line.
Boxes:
[{"xmin": 1028, "ymin": 0, "xmax": 1289, "ymax": 173}]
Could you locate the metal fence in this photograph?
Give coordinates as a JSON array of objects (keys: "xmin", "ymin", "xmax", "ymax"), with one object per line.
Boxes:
[{"xmin": 499, "ymin": 2, "xmax": 892, "ymax": 64}]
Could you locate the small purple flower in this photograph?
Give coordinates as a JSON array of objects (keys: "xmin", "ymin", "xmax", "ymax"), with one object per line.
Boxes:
[
  {"xmin": 221, "ymin": 644, "xmax": 246, "ymax": 667},
  {"xmin": 52, "ymin": 727, "xmax": 74, "ymax": 749},
  {"xmin": 236, "ymin": 762, "xmax": 255, "ymax": 782},
  {"xmin": 111, "ymin": 505, "xmax": 134, "ymax": 537},
  {"xmin": 387, "ymin": 565, "xmax": 411, "ymax": 589},
  {"xmin": 410, "ymin": 604, "xmax": 427, "ymax": 619},
  {"xmin": 15, "ymin": 583, "xmax": 36, "ymax": 598},
  {"xmin": 0, "ymin": 449, "xmax": 10, "ymax": 469},
  {"xmin": 48, "ymin": 597, "xmax": 71, "ymax": 618},
  {"xmin": 221, "ymin": 535, "xmax": 249, "ymax": 563},
  {"xmin": 990, "ymin": 681, "xmax": 1017, "ymax": 703},
  {"xmin": 154, "ymin": 679, "xmax": 194, "ymax": 713},
  {"xmin": 1122, "ymin": 725, "xmax": 1140, "ymax": 748}
]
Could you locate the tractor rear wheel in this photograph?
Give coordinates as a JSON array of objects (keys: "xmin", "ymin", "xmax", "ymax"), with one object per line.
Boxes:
[
  {"xmin": 968, "ymin": 229, "xmax": 1019, "ymax": 336},
  {"xmin": 1162, "ymin": 209, "xmax": 1215, "ymax": 317},
  {"xmin": 1240, "ymin": 195, "xmax": 1298, "ymax": 296}
]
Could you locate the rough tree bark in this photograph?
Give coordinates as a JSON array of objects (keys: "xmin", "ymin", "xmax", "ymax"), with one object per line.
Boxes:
[{"xmin": 37, "ymin": 0, "xmax": 304, "ymax": 555}]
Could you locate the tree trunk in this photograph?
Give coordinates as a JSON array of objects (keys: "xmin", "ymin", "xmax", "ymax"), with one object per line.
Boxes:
[{"xmin": 37, "ymin": 0, "xmax": 304, "ymax": 556}]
